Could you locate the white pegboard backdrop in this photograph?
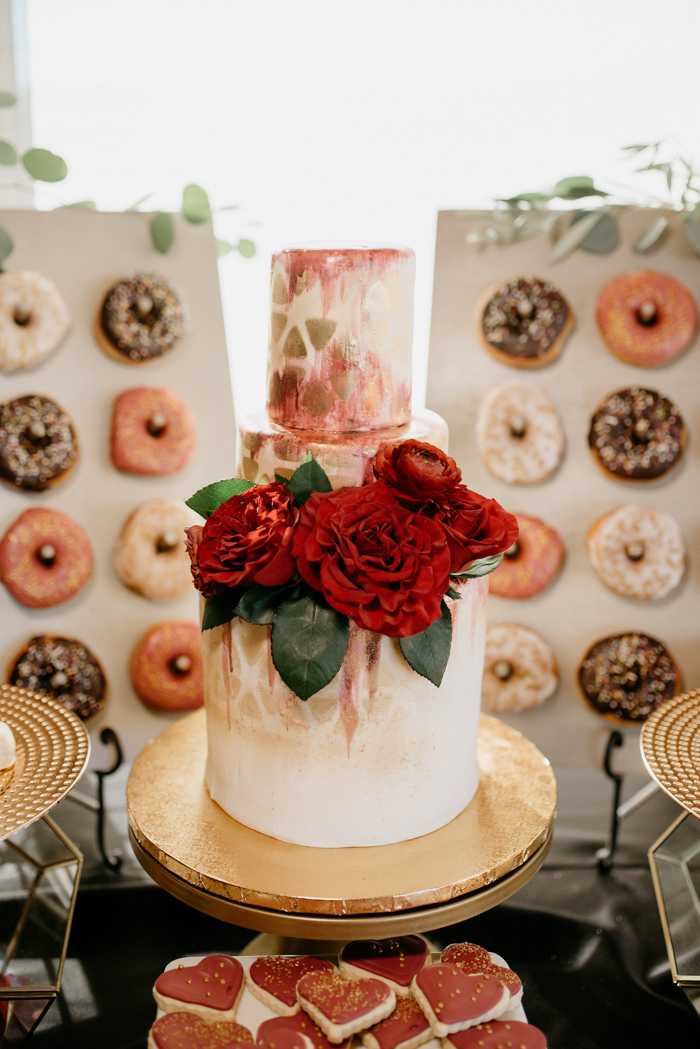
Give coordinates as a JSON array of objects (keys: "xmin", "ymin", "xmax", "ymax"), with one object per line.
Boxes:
[
  {"xmin": 427, "ymin": 208, "xmax": 700, "ymax": 775},
  {"xmin": 0, "ymin": 209, "xmax": 236, "ymax": 766}
]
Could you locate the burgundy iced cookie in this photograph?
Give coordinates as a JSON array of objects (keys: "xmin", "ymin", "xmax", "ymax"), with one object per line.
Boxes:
[
  {"xmin": 443, "ymin": 1020, "xmax": 547, "ymax": 1049},
  {"xmin": 153, "ymin": 955, "xmax": 244, "ymax": 1023},
  {"xmin": 339, "ymin": 936, "xmax": 430, "ymax": 995},
  {"xmin": 411, "ymin": 963, "xmax": 509, "ymax": 1037},
  {"xmin": 361, "ymin": 994, "xmax": 433, "ymax": 1049},
  {"xmin": 441, "ymin": 943, "xmax": 522, "ymax": 1004},
  {"xmin": 296, "ymin": 971, "xmax": 396, "ymax": 1043},
  {"xmin": 257, "ymin": 1013, "xmax": 351, "ymax": 1049},
  {"xmin": 246, "ymin": 956, "xmax": 335, "ymax": 1015},
  {"xmin": 148, "ymin": 1012, "xmax": 253, "ymax": 1049}
]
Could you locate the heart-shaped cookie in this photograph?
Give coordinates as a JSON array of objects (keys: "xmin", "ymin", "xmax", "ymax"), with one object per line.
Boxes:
[
  {"xmin": 443, "ymin": 1019, "xmax": 547, "ymax": 1049},
  {"xmin": 257, "ymin": 1012, "xmax": 351, "ymax": 1049},
  {"xmin": 411, "ymin": 963, "xmax": 509, "ymax": 1037},
  {"xmin": 441, "ymin": 944, "xmax": 522, "ymax": 1006},
  {"xmin": 361, "ymin": 993, "xmax": 433, "ymax": 1049},
  {"xmin": 148, "ymin": 1011, "xmax": 253, "ymax": 1049},
  {"xmin": 296, "ymin": 971, "xmax": 396, "ymax": 1043},
  {"xmin": 154, "ymin": 955, "xmax": 244, "ymax": 1022},
  {"xmin": 339, "ymin": 937, "xmax": 429, "ymax": 995},
  {"xmin": 247, "ymin": 956, "xmax": 335, "ymax": 1015}
]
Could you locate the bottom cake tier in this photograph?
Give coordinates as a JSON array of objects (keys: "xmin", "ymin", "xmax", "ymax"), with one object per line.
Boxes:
[{"xmin": 202, "ymin": 575, "xmax": 487, "ymax": 849}]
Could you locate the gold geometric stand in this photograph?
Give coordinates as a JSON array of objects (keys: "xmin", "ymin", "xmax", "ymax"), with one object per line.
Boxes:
[{"xmin": 127, "ymin": 710, "xmax": 556, "ymax": 938}]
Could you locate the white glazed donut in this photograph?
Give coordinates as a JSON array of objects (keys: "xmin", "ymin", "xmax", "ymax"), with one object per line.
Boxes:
[
  {"xmin": 476, "ymin": 381, "xmax": 564, "ymax": 484},
  {"xmin": 114, "ymin": 499, "xmax": 197, "ymax": 600},
  {"xmin": 586, "ymin": 505, "xmax": 685, "ymax": 600},
  {"xmin": 481, "ymin": 623, "xmax": 558, "ymax": 713},
  {"xmin": 0, "ymin": 271, "xmax": 71, "ymax": 372}
]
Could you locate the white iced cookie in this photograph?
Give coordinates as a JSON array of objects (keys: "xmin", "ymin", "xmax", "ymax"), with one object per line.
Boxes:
[
  {"xmin": 0, "ymin": 271, "xmax": 71, "ymax": 372},
  {"xmin": 0, "ymin": 720, "xmax": 15, "ymax": 770},
  {"xmin": 586, "ymin": 505, "xmax": 685, "ymax": 600},
  {"xmin": 481, "ymin": 623, "xmax": 558, "ymax": 713},
  {"xmin": 476, "ymin": 381, "xmax": 564, "ymax": 484}
]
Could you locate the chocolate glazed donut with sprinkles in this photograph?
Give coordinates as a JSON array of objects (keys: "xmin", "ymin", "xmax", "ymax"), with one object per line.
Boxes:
[
  {"xmin": 477, "ymin": 275, "xmax": 575, "ymax": 368},
  {"xmin": 588, "ymin": 386, "xmax": 685, "ymax": 482},
  {"xmin": 96, "ymin": 272, "xmax": 185, "ymax": 364},
  {"xmin": 8, "ymin": 635, "xmax": 106, "ymax": 720},
  {"xmin": 0, "ymin": 394, "xmax": 78, "ymax": 491},
  {"xmin": 578, "ymin": 632, "xmax": 680, "ymax": 723}
]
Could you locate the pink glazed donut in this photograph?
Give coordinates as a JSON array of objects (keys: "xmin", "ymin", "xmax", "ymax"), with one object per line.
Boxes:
[
  {"xmin": 130, "ymin": 620, "xmax": 203, "ymax": 711},
  {"xmin": 111, "ymin": 387, "xmax": 197, "ymax": 475},
  {"xmin": 0, "ymin": 507, "xmax": 93, "ymax": 608}
]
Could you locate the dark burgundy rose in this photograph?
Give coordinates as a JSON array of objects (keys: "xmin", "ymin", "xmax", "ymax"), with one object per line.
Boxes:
[
  {"xmin": 428, "ymin": 486, "xmax": 519, "ymax": 574},
  {"xmin": 194, "ymin": 483, "xmax": 299, "ymax": 592},
  {"xmin": 374, "ymin": 440, "xmax": 461, "ymax": 507},
  {"xmin": 292, "ymin": 480, "xmax": 451, "ymax": 637},
  {"xmin": 185, "ymin": 524, "xmax": 222, "ymax": 599}
]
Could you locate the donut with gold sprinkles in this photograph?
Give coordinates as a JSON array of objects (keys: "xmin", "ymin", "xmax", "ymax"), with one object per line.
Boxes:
[
  {"xmin": 481, "ymin": 623, "xmax": 558, "ymax": 714},
  {"xmin": 596, "ymin": 270, "xmax": 696, "ymax": 367},
  {"xmin": 0, "ymin": 507, "xmax": 93, "ymax": 608},
  {"xmin": 0, "ymin": 394, "xmax": 78, "ymax": 491},
  {"xmin": 478, "ymin": 275, "xmax": 574, "ymax": 368},
  {"xmin": 130, "ymin": 621, "xmax": 203, "ymax": 711},
  {"xmin": 578, "ymin": 632, "xmax": 680, "ymax": 723},
  {"xmin": 8, "ymin": 635, "xmax": 106, "ymax": 720},
  {"xmin": 111, "ymin": 386, "xmax": 197, "ymax": 475},
  {"xmin": 489, "ymin": 513, "xmax": 564, "ymax": 599},
  {"xmin": 97, "ymin": 272, "xmax": 185, "ymax": 364}
]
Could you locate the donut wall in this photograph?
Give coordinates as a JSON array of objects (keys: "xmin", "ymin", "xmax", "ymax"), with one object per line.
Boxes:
[
  {"xmin": 0, "ymin": 209, "xmax": 236, "ymax": 762},
  {"xmin": 427, "ymin": 208, "xmax": 700, "ymax": 775}
]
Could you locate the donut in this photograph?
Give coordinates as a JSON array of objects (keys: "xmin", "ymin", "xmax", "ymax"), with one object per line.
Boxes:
[
  {"xmin": 130, "ymin": 621, "xmax": 203, "ymax": 711},
  {"xmin": 596, "ymin": 270, "xmax": 696, "ymax": 367},
  {"xmin": 0, "ymin": 507, "xmax": 93, "ymax": 608},
  {"xmin": 111, "ymin": 386, "xmax": 197, "ymax": 475},
  {"xmin": 481, "ymin": 623, "xmax": 558, "ymax": 713},
  {"xmin": 114, "ymin": 499, "xmax": 196, "ymax": 600},
  {"xmin": 586, "ymin": 505, "xmax": 685, "ymax": 600},
  {"xmin": 0, "ymin": 271, "xmax": 70, "ymax": 373},
  {"xmin": 588, "ymin": 386, "xmax": 685, "ymax": 482},
  {"xmin": 477, "ymin": 275, "xmax": 574, "ymax": 368},
  {"xmin": 96, "ymin": 273, "xmax": 185, "ymax": 364},
  {"xmin": 476, "ymin": 382, "xmax": 564, "ymax": 484},
  {"xmin": 488, "ymin": 512, "xmax": 564, "ymax": 599},
  {"xmin": 0, "ymin": 394, "xmax": 79, "ymax": 491},
  {"xmin": 8, "ymin": 635, "xmax": 106, "ymax": 719},
  {"xmin": 578, "ymin": 632, "xmax": 680, "ymax": 723}
]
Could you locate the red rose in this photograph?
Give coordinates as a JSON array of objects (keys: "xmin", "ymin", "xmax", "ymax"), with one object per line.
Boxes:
[
  {"xmin": 292, "ymin": 481, "xmax": 451, "ymax": 637},
  {"xmin": 184, "ymin": 524, "xmax": 221, "ymax": 599},
  {"xmin": 194, "ymin": 483, "xmax": 299, "ymax": 592},
  {"xmin": 375, "ymin": 440, "xmax": 461, "ymax": 507},
  {"xmin": 429, "ymin": 486, "xmax": 519, "ymax": 573}
]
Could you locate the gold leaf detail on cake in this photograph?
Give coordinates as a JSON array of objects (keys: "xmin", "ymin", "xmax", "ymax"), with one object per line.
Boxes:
[
  {"xmin": 270, "ymin": 313, "xmax": 287, "ymax": 341},
  {"xmin": 239, "ymin": 690, "xmax": 262, "ymax": 720},
  {"xmin": 242, "ymin": 431, "xmax": 263, "ymax": 453},
  {"xmin": 282, "ymin": 326, "xmax": 307, "ymax": 359},
  {"xmin": 305, "ymin": 317, "xmax": 337, "ymax": 352},
  {"xmin": 301, "ymin": 379, "xmax": 334, "ymax": 415},
  {"xmin": 241, "ymin": 457, "xmax": 259, "ymax": 482},
  {"xmin": 330, "ymin": 367, "xmax": 360, "ymax": 401},
  {"xmin": 294, "ymin": 271, "xmax": 310, "ymax": 296},
  {"xmin": 331, "ymin": 334, "xmax": 361, "ymax": 365},
  {"xmin": 274, "ymin": 435, "xmax": 307, "ymax": 463},
  {"xmin": 365, "ymin": 279, "xmax": 392, "ymax": 315},
  {"xmin": 271, "ymin": 273, "xmax": 288, "ymax": 305}
]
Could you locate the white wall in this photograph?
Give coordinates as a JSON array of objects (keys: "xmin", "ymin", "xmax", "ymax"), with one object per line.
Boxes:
[{"xmin": 24, "ymin": 0, "xmax": 700, "ymax": 414}]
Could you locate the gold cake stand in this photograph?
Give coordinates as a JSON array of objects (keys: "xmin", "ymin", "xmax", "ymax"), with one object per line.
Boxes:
[{"xmin": 127, "ymin": 710, "xmax": 556, "ymax": 939}]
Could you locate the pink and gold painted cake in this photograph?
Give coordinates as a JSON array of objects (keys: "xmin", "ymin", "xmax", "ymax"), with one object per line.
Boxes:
[{"xmin": 200, "ymin": 245, "xmax": 493, "ymax": 848}]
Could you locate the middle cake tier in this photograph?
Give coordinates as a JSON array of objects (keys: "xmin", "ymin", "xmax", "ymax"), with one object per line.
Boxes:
[{"xmin": 238, "ymin": 408, "xmax": 448, "ymax": 488}]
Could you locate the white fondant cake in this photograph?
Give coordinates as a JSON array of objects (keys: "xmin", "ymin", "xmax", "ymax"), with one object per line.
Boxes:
[{"xmin": 202, "ymin": 245, "xmax": 488, "ymax": 847}]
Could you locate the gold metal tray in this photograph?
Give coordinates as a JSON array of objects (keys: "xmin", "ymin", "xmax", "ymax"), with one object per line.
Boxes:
[
  {"xmin": 127, "ymin": 710, "xmax": 556, "ymax": 934},
  {"xmin": 641, "ymin": 689, "xmax": 700, "ymax": 816},
  {"xmin": 0, "ymin": 684, "xmax": 91, "ymax": 840}
]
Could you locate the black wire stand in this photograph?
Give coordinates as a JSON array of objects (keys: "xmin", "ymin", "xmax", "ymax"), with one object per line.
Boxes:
[
  {"xmin": 64, "ymin": 727, "xmax": 124, "ymax": 870},
  {"xmin": 596, "ymin": 728, "xmax": 661, "ymax": 872}
]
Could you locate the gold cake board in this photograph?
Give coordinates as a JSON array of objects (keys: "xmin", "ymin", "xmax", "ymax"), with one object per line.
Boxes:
[{"xmin": 127, "ymin": 710, "xmax": 556, "ymax": 939}]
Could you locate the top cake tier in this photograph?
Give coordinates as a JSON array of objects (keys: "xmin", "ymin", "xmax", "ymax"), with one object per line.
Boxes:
[{"xmin": 266, "ymin": 245, "xmax": 415, "ymax": 433}]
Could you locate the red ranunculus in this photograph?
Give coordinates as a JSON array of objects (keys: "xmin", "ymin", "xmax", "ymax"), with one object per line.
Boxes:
[
  {"xmin": 184, "ymin": 524, "xmax": 221, "ymax": 599},
  {"xmin": 194, "ymin": 483, "xmax": 299, "ymax": 592},
  {"xmin": 429, "ymin": 486, "xmax": 519, "ymax": 574},
  {"xmin": 292, "ymin": 480, "xmax": 451, "ymax": 637},
  {"xmin": 374, "ymin": 440, "xmax": 461, "ymax": 507}
]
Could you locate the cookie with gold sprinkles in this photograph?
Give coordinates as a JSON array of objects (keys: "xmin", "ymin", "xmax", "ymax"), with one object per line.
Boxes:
[
  {"xmin": 257, "ymin": 1012, "xmax": 351, "ymax": 1049},
  {"xmin": 147, "ymin": 1011, "xmax": 253, "ymax": 1049},
  {"xmin": 296, "ymin": 970, "xmax": 396, "ymax": 1043},
  {"xmin": 339, "ymin": 936, "xmax": 430, "ymax": 995},
  {"xmin": 410, "ymin": 963, "xmax": 509, "ymax": 1038},
  {"xmin": 153, "ymin": 955, "xmax": 244, "ymax": 1024},
  {"xmin": 361, "ymin": 993, "xmax": 433, "ymax": 1049},
  {"xmin": 247, "ymin": 956, "xmax": 335, "ymax": 1016},
  {"xmin": 443, "ymin": 1018, "xmax": 547, "ymax": 1049}
]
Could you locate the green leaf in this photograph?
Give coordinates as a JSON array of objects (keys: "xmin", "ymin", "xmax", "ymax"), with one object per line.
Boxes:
[
  {"xmin": 182, "ymin": 183, "xmax": 211, "ymax": 224},
  {"xmin": 0, "ymin": 92, "xmax": 17, "ymax": 107},
  {"xmin": 150, "ymin": 212, "xmax": 175, "ymax": 254},
  {"xmin": 622, "ymin": 144, "xmax": 650, "ymax": 153},
  {"xmin": 234, "ymin": 584, "xmax": 290, "ymax": 625},
  {"xmin": 271, "ymin": 587, "xmax": 349, "ymax": 700},
  {"xmin": 452, "ymin": 552, "xmax": 504, "ymax": 578},
  {"xmin": 399, "ymin": 601, "xmax": 452, "ymax": 687},
  {"xmin": 553, "ymin": 175, "xmax": 607, "ymax": 200},
  {"xmin": 287, "ymin": 454, "xmax": 333, "ymax": 507},
  {"xmin": 0, "ymin": 140, "xmax": 17, "ymax": 166},
  {"xmin": 496, "ymin": 191, "xmax": 551, "ymax": 205},
  {"xmin": 633, "ymin": 217, "xmax": 669, "ymax": 254},
  {"xmin": 237, "ymin": 238, "xmax": 256, "ymax": 258},
  {"xmin": 202, "ymin": 589, "xmax": 244, "ymax": 632},
  {"xmin": 186, "ymin": 477, "xmax": 255, "ymax": 519},
  {"xmin": 22, "ymin": 148, "xmax": 67, "ymax": 182},
  {"xmin": 572, "ymin": 210, "xmax": 619, "ymax": 254},
  {"xmin": 216, "ymin": 239, "xmax": 235, "ymax": 257},
  {"xmin": 685, "ymin": 220, "xmax": 700, "ymax": 257},
  {"xmin": 549, "ymin": 210, "xmax": 604, "ymax": 264},
  {"xmin": 0, "ymin": 226, "xmax": 13, "ymax": 267},
  {"xmin": 59, "ymin": 200, "xmax": 96, "ymax": 209},
  {"xmin": 445, "ymin": 585, "xmax": 462, "ymax": 601},
  {"xmin": 126, "ymin": 192, "xmax": 153, "ymax": 211}
]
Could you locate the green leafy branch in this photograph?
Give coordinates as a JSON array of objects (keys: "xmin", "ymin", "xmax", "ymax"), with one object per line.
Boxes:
[{"xmin": 149, "ymin": 183, "xmax": 255, "ymax": 258}]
